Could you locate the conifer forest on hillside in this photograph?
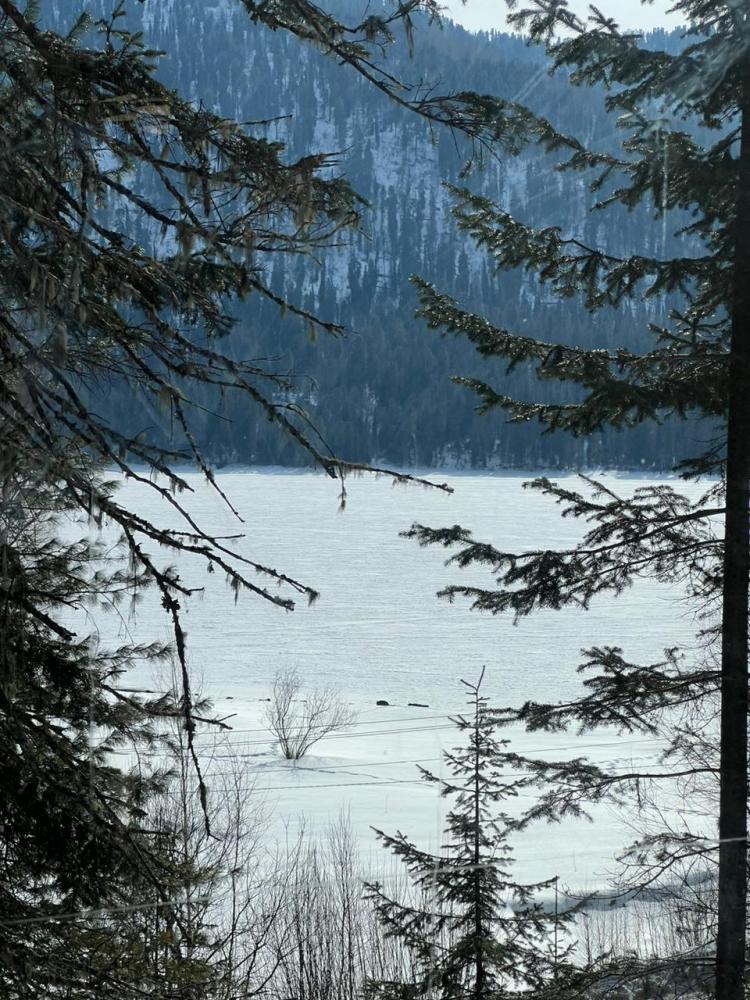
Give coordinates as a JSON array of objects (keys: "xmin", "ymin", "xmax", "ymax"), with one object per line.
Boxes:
[{"xmin": 60, "ymin": 0, "xmax": 705, "ymax": 471}]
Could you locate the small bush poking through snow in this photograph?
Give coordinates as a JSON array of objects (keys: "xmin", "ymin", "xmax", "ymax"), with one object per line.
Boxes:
[{"xmin": 265, "ymin": 667, "xmax": 357, "ymax": 759}]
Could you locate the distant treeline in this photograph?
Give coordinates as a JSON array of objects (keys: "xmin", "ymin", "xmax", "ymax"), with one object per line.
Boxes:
[{"xmin": 62, "ymin": 2, "xmax": 709, "ymax": 470}]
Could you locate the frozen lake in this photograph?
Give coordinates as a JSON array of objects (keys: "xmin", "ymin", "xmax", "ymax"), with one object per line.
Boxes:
[{"xmin": 74, "ymin": 468, "xmax": 712, "ymax": 890}]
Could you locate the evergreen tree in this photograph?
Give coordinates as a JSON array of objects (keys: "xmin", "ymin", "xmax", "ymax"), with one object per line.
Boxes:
[
  {"xmin": 405, "ymin": 2, "xmax": 750, "ymax": 997},
  {"xmin": 364, "ymin": 670, "xmax": 575, "ymax": 1000},
  {"xmin": 0, "ymin": 0, "xmax": 474, "ymax": 991},
  {"xmin": 0, "ymin": 454, "xmax": 201, "ymax": 996}
]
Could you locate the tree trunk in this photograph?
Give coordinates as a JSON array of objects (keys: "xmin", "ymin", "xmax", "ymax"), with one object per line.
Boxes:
[
  {"xmin": 716, "ymin": 56, "xmax": 750, "ymax": 1000},
  {"xmin": 474, "ymin": 693, "xmax": 485, "ymax": 1000}
]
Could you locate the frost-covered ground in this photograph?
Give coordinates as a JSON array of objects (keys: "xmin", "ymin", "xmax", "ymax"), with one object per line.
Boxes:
[{"xmin": 75, "ymin": 469, "xmax": 714, "ymax": 892}]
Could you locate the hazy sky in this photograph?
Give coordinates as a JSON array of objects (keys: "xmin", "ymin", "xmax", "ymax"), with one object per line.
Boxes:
[{"xmin": 443, "ymin": 0, "xmax": 684, "ymax": 34}]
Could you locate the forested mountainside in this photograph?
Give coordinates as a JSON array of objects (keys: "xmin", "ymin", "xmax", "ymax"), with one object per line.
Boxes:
[{"xmin": 52, "ymin": 1, "xmax": 705, "ymax": 469}]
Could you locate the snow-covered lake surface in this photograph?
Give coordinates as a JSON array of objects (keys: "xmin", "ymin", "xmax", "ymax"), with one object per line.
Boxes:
[{"xmin": 73, "ymin": 468, "xmax": 713, "ymax": 892}]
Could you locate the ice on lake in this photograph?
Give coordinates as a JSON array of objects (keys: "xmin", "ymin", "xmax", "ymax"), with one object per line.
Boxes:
[{"xmin": 71, "ymin": 468, "xmax": 714, "ymax": 891}]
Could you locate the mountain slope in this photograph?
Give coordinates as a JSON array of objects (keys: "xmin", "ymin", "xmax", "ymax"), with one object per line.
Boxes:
[{"xmin": 52, "ymin": 1, "xmax": 703, "ymax": 469}]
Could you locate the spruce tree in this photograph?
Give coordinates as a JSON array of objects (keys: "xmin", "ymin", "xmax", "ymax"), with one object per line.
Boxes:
[
  {"xmin": 364, "ymin": 670, "xmax": 575, "ymax": 1000},
  {"xmin": 404, "ymin": 2, "xmax": 750, "ymax": 997},
  {"xmin": 0, "ymin": 0, "xmax": 483, "ymax": 992}
]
